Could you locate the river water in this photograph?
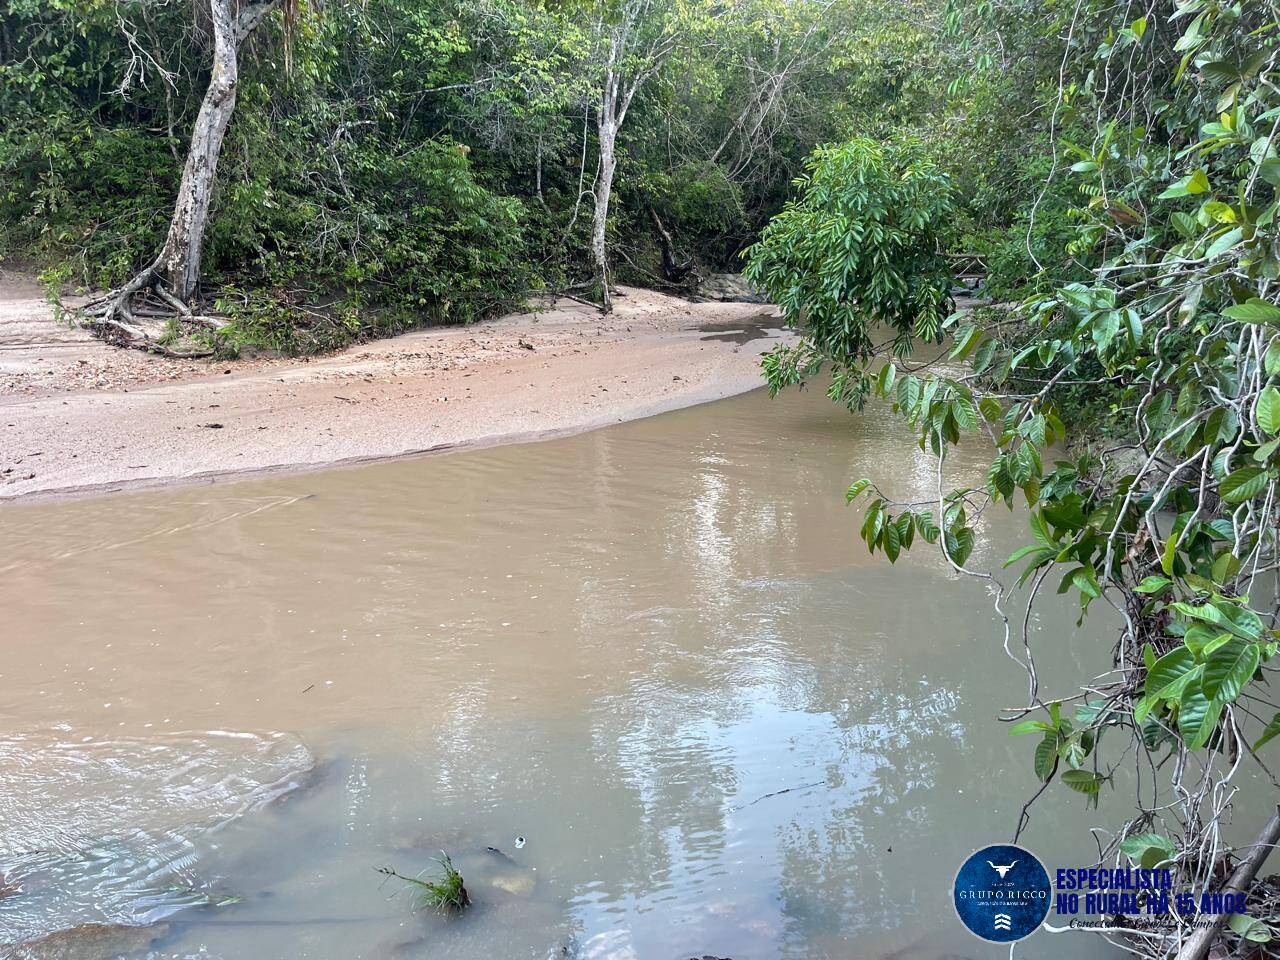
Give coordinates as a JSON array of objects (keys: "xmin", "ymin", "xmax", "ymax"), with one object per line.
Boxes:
[{"xmin": 2, "ymin": 384, "xmax": 1125, "ymax": 959}]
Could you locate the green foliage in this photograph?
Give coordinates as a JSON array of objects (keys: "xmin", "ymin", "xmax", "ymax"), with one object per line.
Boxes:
[
  {"xmin": 2, "ymin": 0, "xmax": 902, "ymax": 350},
  {"xmin": 763, "ymin": 0, "xmax": 1280, "ymax": 945},
  {"xmin": 744, "ymin": 138, "xmax": 955, "ymax": 408}
]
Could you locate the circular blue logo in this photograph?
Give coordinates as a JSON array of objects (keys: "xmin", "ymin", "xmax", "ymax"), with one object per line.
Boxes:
[{"xmin": 953, "ymin": 843, "xmax": 1051, "ymax": 942}]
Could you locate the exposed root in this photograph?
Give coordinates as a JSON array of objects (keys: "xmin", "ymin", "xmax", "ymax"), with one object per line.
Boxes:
[{"xmin": 80, "ymin": 265, "xmax": 224, "ymax": 357}]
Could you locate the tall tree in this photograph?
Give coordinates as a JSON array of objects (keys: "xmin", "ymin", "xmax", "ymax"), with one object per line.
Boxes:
[
  {"xmin": 84, "ymin": 0, "xmax": 290, "ymax": 348},
  {"xmin": 585, "ymin": 0, "xmax": 681, "ymax": 312}
]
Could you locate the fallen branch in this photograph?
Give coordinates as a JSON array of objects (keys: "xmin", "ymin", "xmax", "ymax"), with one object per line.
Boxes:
[{"xmin": 1175, "ymin": 805, "xmax": 1280, "ymax": 960}]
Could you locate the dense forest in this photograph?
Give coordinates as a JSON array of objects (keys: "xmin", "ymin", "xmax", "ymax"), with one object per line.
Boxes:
[
  {"xmin": 5, "ymin": 0, "xmax": 1280, "ymax": 957},
  {"xmin": 2, "ymin": 0, "xmax": 1035, "ymax": 352}
]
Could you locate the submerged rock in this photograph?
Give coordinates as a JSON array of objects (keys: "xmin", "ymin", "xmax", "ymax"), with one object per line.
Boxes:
[
  {"xmin": 6, "ymin": 922, "xmax": 169, "ymax": 960},
  {"xmin": 474, "ymin": 848, "xmax": 537, "ymax": 898},
  {"xmin": 0, "ymin": 730, "xmax": 313, "ymax": 951},
  {"xmin": 422, "ymin": 846, "xmax": 538, "ymax": 899}
]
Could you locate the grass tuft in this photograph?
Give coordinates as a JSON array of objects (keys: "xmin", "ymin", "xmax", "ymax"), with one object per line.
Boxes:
[{"xmin": 377, "ymin": 852, "xmax": 470, "ymax": 913}]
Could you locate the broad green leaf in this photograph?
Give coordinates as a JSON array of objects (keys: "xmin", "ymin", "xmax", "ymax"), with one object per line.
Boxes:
[
  {"xmin": 1202, "ymin": 640, "xmax": 1259, "ymax": 702},
  {"xmin": 1146, "ymin": 646, "xmax": 1199, "ymax": 699},
  {"xmin": 1206, "ymin": 227, "xmax": 1244, "ymax": 259},
  {"xmin": 1135, "ymin": 576, "xmax": 1171, "ymax": 594},
  {"xmin": 1134, "ymin": 693, "xmax": 1155, "ymax": 726},
  {"xmin": 1158, "ymin": 169, "xmax": 1210, "ymax": 198},
  {"xmin": 945, "ymin": 525, "xmax": 975, "ymax": 567},
  {"xmin": 1034, "ymin": 734, "xmax": 1057, "ymax": 781},
  {"xmin": 1254, "ymin": 437, "xmax": 1280, "ymax": 462},
  {"xmin": 1060, "ymin": 769, "xmax": 1102, "ymax": 794},
  {"xmin": 1009, "ymin": 719, "xmax": 1053, "ymax": 736},
  {"xmin": 1223, "ymin": 299, "xmax": 1280, "ymax": 325},
  {"xmin": 1119, "ymin": 832, "xmax": 1175, "ymax": 870},
  {"xmin": 1258, "ymin": 385, "xmax": 1280, "ymax": 435},
  {"xmin": 1220, "ymin": 466, "xmax": 1269, "ymax": 503},
  {"xmin": 883, "ymin": 516, "xmax": 901, "ymax": 563},
  {"xmin": 1267, "ymin": 340, "xmax": 1280, "ymax": 376},
  {"xmin": 846, "ymin": 479, "xmax": 871, "ymax": 503},
  {"xmin": 1071, "ymin": 566, "xmax": 1101, "ymax": 599},
  {"xmin": 1177, "ymin": 681, "xmax": 1224, "ymax": 749},
  {"xmin": 1184, "ymin": 624, "xmax": 1227, "ymax": 658},
  {"xmin": 1228, "ymin": 912, "xmax": 1272, "ymax": 943},
  {"xmin": 913, "ymin": 511, "xmax": 940, "ymax": 544}
]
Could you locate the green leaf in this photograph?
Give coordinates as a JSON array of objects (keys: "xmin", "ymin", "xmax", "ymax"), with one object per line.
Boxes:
[
  {"xmin": 1034, "ymin": 734, "xmax": 1057, "ymax": 781},
  {"xmin": 1227, "ymin": 912, "xmax": 1271, "ymax": 943},
  {"xmin": 1202, "ymin": 640, "xmax": 1259, "ymax": 702},
  {"xmin": 877, "ymin": 362, "xmax": 896, "ymax": 397},
  {"xmin": 883, "ymin": 515, "xmax": 902, "ymax": 563},
  {"xmin": 1060, "ymin": 769, "xmax": 1102, "ymax": 794},
  {"xmin": 1177, "ymin": 681, "xmax": 1224, "ymax": 749},
  {"xmin": 913, "ymin": 511, "xmax": 940, "ymax": 544},
  {"xmin": 1158, "ymin": 169, "xmax": 1210, "ymax": 198},
  {"xmin": 1135, "ymin": 576, "xmax": 1171, "ymax": 594},
  {"xmin": 1009, "ymin": 719, "xmax": 1053, "ymax": 736},
  {"xmin": 1267, "ymin": 340, "xmax": 1280, "ymax": 376},
  {"xmin": 1146, "ymin": 646, "xmax": 1199, "ymax": 699},
  {"xmin": 1029, "ymin": 511, "xmax": 1055, "ymax": 547},
  {"xmin": 1206, "ymin": 227, "xmax": 1244, "ymax": 259},
  {"xmin": 1220, "ymin": 466, "xmax": 1269, "ymax": 503},
  {"xmin": 1119, "ymin": 832, "xmax": 1175, "ymax": 870},
  {"xmin": 1223, "ymin": 299, "xmax": 1280, "ymax": 325},
  {"xmin": 945, "ymin": 525, "xmax": 975, "ymax": 567},
  {"xmin": 1258, "ymin": 386, "xmax": 1280, "ymax": 435},
  {"xmin": 948, "ymin": 324, "xmax": 982, "ymax": 360},
  {"xmin": 1184, "ymin": 624, "xmax": 1229, "ymax": 658},
  {"xmin": 1071, "ymin": 566, "xmax": 1101, "ymax": 599},
  {"xmin": 1253, "ymin": 711, "xmax": 1280, "ymax": 750},
  {"xmin": 846, "ymin": 479, "xmax": 871, "ymax": 503},
  {"xmin": 1134, "ymin": 693, "xmax": 1155, "ymax": 725}
]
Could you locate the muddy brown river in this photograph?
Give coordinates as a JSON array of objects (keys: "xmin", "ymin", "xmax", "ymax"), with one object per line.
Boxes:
[{"xmin": 2, "ymin": 385, "xmax": 1131, "ymax": 959}]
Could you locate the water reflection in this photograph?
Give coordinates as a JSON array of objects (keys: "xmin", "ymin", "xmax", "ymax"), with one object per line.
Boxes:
[{"xmin": 1, "ymin": 386, "xmax": 1125, "ymax": 959}]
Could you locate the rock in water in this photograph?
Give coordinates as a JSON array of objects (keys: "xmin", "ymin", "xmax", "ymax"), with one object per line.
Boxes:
[
  {"xmin": 7, "ymin": 922, "xmax": 169, "ymax": 960},
  {"xmin": 0, "ymin": 730, "xmax": 313, "ymax": 952},
  {"xmin": 461, "ymin": 847, "xmax": 537, "ymax": 898}
]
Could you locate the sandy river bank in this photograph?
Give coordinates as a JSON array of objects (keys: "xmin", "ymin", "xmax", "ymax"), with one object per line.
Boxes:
[{"xmin": 0, "ymin": 274, "xmax": 786, "ymax": 500}]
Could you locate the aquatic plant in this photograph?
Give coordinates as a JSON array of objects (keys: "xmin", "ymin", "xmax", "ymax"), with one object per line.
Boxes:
[{"xmin": 377, "ymin": 853, "xmax": 470, "ymax": 913}]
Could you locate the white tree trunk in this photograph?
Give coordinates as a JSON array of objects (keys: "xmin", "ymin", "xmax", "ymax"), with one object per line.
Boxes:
[
  {"xmin": 592, "ymin": 110, "xmax": 618, "ymax": 314},
  {"xmin": 156, "ymin": 0, "xmax": 241, "ymax": 302}
]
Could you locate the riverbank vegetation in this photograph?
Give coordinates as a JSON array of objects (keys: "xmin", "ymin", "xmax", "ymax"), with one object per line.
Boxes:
[
  {"xmin": 745, "ymin": 1, "xmax": 1280, "ymax": 957},
  {"xmin": 1, "ymin": 0, "xmax": 945, "ymax": 353},
  {"xmin": 5, "ymin": 0, "xmax": 1280, "ymax": 956}
]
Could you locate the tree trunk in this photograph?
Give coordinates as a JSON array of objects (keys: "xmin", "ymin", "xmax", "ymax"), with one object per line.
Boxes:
[
  {"xmin": 648, "ymin": 206, "xmax": 694, "ymax": 283},
  {"xmin": 592, "ymin": 111, "xmax": 618, "ymax": 314},
  {"xmin": 157, "ymin": 0, "xmax": 241, "ymax": 302},
  {"xmin": 83, "ymin": 0, "xmax": 279, "ymax": 351}
]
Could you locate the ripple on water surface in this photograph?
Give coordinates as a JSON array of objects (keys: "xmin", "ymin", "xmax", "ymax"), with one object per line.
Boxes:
[{"xmin": 0, "ymin": 730, "xmax": 312, "ymax": 949}]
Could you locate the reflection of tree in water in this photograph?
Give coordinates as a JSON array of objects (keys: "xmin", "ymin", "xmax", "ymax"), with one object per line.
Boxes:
[
  {"xmin": 589, "ymin": 687, "xmax": 746, "ymax": 896},
  {"xmin": 773, "ymin": 685, "xmax": 962, "ymax": 960}
]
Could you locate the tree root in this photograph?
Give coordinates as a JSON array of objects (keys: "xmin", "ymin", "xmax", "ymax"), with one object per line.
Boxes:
[{"xmin": 80, "ymin": 265, "xmax": 228, "ymax": 358}]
